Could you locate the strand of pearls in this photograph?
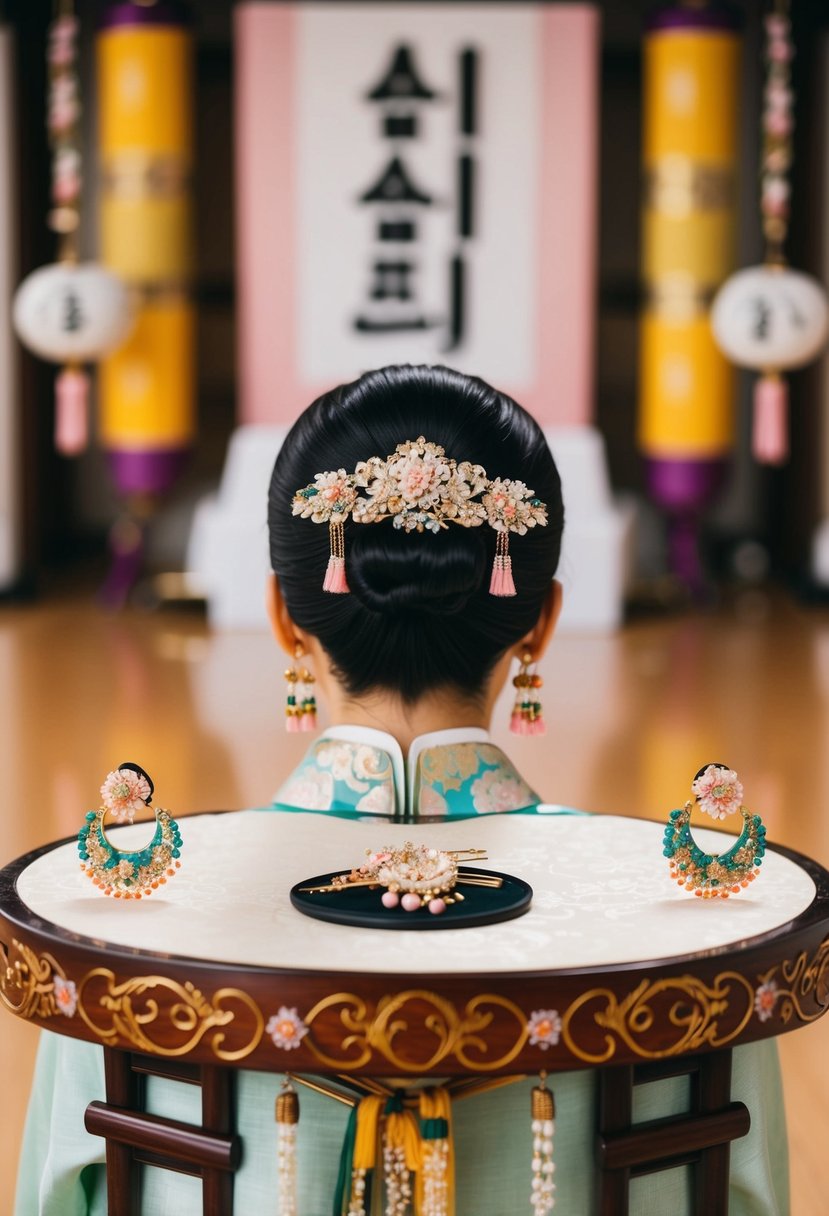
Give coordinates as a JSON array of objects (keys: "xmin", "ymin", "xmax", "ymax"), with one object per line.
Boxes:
[
  {"xmin": 383, "ymin": 1143, "xmax": 411, "ymax": 1216},
  {"xmin": 276, "ymin": 1081, "xmax": 299, "ymax": 1216},
  {"xmin": 530, "ymin": 1077, "xmax": 555, "ymax": 1214},
  {"xmin": 421, "ymin": 1138, "xmax": 449, "ymax": 1216},
  {"xmin": 347, "ymin": 1166, "xmax": 368, "ymax": 1216}
]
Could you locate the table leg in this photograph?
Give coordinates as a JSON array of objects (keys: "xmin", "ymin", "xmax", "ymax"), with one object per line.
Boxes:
[
  {"xmin": 85, "ymin": 1049, "xmax": 240, "ymax": 1215},
  {"xmin": 101, "ymin": 1047, "xmax": 144, "ymax": 1215},
  {"xmin": 596, "ymin": 1051, "xmax": 750, "ymax": 1214}
]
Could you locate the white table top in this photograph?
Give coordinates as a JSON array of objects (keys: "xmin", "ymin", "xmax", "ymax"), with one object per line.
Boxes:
[{"xmin": 16, "ymin": 810, "xmax": 815, "ymax": 975}]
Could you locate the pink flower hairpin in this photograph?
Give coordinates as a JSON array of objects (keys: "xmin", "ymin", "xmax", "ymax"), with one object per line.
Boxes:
[{"xmin": 292, "ymin": 437, "xmax": 547, "ymax": 598}]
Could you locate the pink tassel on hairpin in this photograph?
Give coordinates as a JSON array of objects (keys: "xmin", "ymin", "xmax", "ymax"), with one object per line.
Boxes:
[
  {"xmin": 491, "ymin": 556, "xmax": 510, "ymax": 598},
  {"xmin": 324, "ymin": 555, "xmax": 349, "ymax": 594},
  {"xmin": 323, "ymin": 521, "xmax": 349, "ymax": 594},
  {"xmin": 490, "ymin": 532, "xmax": 517, "ymax": 597}
]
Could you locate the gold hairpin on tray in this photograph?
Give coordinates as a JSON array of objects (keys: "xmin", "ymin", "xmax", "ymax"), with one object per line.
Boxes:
[{"xmin": 290, "ymin": 842, "xmax": 532, "ymax": 932}]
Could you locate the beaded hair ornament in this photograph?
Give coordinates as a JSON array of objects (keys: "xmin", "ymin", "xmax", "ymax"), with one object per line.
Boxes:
[{"xmin": 292, "ymin": 436, "xmax": 548, "ymax": 597}]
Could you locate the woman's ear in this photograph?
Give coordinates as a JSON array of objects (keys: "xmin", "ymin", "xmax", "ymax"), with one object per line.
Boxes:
[
  {"xmin": 266, "ymin": 573, "xmax": 303, "ymax": 656},
  {"xmin": 519, "ymin": 579, "xmax": 563, "ymax": 661}
]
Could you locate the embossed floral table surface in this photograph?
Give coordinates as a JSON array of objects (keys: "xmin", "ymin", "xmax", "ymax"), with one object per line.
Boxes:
[{"xmin": 11, "ymin": 812, "xmax": 817, "ymax": 972}]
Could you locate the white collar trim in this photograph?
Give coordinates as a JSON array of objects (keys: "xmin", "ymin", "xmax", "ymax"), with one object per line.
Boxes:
[{"xmin": 322, "ymin": 724, "xmax": 490, "ymax": 818}]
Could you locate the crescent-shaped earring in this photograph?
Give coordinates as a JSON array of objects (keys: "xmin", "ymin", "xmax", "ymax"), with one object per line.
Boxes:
[
  {"xmin": 77, "ymin": 762, "xmax": 182, "ymax": 898},
  {"xmin": 664, "ymin": 763, "xmax": 766, "ymax": 899}
]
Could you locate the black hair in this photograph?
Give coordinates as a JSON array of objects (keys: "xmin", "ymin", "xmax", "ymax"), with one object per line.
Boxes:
[{"xmin": 268, "ymin": 365, "xmax": 564, "ymax": 703}]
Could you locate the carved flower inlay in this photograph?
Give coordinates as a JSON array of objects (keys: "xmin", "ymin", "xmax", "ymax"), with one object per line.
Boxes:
[
  {"xmin": 53, "ymin": 974, "xmax": 77, "ymax": 1018},
  {"xmin": 266, "ymin": 1006, "xmax": 309, "ymax": 1051},
  {"xmin": 527, "ymin": 1008, "xmax": 562, "ymax": 1050},
  {"xmin": 754, "ymin": 979, "xmax": 779, "ymax": 1022}
]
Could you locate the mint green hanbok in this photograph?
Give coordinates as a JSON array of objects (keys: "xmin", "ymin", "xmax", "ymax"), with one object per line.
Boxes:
[{"xmin": 15, "ymin": 728, "xmax": 789, "ymax": 1215}]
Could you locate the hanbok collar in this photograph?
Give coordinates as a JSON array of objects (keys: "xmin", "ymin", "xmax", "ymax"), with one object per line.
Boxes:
[{"xmin": 273, "ymin": 724, "xmax": 542, "ymax": 822}]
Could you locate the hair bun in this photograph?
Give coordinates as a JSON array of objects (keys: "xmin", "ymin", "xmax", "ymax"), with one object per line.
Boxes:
[{"xmin": 346, "ymin": 525, "xmax": 486, "ymax": 617}]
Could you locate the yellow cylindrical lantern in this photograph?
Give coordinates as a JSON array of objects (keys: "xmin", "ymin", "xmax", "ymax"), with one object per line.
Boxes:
[
  {"xmin": 98, "ymin": 17, "xmax": 192, "ymax": 283},
  {"xmin": 99, "ymin": 293, "xmax": 194, "ymax": 450},
  {"xmin": 97, "ymin": 2, "xmax": 194, "ymax": 498},
  {"xmin": 638, "ymin": 7, "xmax": 741, "ymax": 584}
]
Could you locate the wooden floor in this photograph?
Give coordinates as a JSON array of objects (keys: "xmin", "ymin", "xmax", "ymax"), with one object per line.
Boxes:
[{"xmin": 1, "ymin": 586, "xmax": 828, "ymax": 1213}]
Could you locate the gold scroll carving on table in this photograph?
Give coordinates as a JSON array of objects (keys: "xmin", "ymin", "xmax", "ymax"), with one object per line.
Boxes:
[{"xmin": 3, "ymin": 934, "xmax": 829, "ymax": 1070}]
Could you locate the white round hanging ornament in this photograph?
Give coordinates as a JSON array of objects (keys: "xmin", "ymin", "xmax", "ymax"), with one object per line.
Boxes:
[
  {"xmin": 710, "ymin": 3, "xmax": 829, "ymax": 465},
  {"xmin": 12, "ymin": 7, "xmax": 134, "ymax": 458},
  {"xmin": 13, "ymin": 262, "xmax": 133, "ymax": 455},
  {"xmin": 13, "ymin": 261, "xmax": 132, "ymax": 362},
  {"xmin": 711, "ymin": 266, "xmax": 829, "ymax": 370},
  {"xmin": 711, "ymin": 265, "xmax": 829, "ymax": 464}
]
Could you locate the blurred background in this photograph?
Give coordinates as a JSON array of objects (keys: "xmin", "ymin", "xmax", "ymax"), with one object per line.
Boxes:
[
  {"xmin": 2, "ymin": 0, "xmax": 829, "ymax": 607},
  {"xmin": 1, "ymin": 1, "xmax": 829, "ymax": 1214}
]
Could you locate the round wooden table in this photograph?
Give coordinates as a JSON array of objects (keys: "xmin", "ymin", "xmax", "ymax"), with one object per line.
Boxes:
[{"xmin": 2, "ymin": 811, "xmax": 828, "ymax": 1214}]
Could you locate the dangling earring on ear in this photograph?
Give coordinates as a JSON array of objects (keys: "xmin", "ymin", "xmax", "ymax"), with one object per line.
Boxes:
[
  {"xmin": 285, "ymin": 643, "xmax": 317, "ymax": 733},
  {"xmin": 298, "ymin": 666, "xmax": 317, "ymax": 732},
  {"xmin": 284, "ymin": 665, "xmax": 301, "ymax": 733},
  {"xmin": 510, "ymin": 651, "xmax": 546, "ymax": 736}
]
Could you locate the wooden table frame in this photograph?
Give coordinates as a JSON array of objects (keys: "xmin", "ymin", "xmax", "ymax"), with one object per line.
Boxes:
[{"xmin": 2, "ymin": 827, "xmax": 828, "ymax": 1214}]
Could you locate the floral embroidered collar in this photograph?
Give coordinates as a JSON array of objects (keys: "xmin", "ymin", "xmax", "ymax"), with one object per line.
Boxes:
[{"xmin": 272, "ymin": 725, "xmax": 543, "ymax": 822}]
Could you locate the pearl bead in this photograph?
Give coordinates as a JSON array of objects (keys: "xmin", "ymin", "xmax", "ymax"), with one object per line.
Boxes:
[
  {"xmin": 401, "ymin": 892, "xmax": 421, "ymax": 912},
  {"xmin": 381, "ymin": 891, "xmax": 399, "ymax": 908}
]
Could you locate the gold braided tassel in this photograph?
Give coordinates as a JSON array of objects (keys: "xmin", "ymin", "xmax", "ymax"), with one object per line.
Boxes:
[
  {"xmin": 531, "ymin": 1074, "xmax": 555, "ymax": 1214},
  {"xmin": 383, "ymin": 1095, "xmax": 420, "ymax": 1216},
  {"xmin": 348, "ymin": 1095, "xmax": 384, "ymax": 1216},
  {"xmin": 276, "ymin": 1079, "xmax": 300, "ymax": 1216},
  {"xmin": 418, "ymin": 1087, "xmax": 454, "ymax": 1216}
]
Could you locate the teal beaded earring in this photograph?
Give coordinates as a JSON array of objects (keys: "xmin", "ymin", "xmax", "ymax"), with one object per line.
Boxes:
[
  {"xmin": 77, "ymin": 762, "xmax": 183, "ymax": 898},
  {"xmin": 664, "ymin": 763, "xmax": 766, "ymax": 899}
]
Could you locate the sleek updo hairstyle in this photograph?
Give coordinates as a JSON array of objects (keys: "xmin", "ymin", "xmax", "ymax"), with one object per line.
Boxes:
[{"xmin": 268, "ymin": 365, "xmax": 564, "ymax": 703}]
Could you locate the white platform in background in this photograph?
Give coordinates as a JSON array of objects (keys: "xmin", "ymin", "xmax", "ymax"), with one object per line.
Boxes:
[{"xmin": 186, "ymin": 424, "xmax": 634, "ymax": 632}]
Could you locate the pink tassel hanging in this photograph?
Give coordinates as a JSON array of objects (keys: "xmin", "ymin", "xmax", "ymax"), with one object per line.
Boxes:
[
  {"xmin": 490, "ymin": 532, "xmax": 517, "ymax": 597},
  {"xmin": 753, "ymin": 372, "xmax": 788, "ymax": 465},
  {"xmin": 325, "ymin": 555, "xmax": 349, "ymax": 594},
  {"xmin": 323, "ymin": 521, "xmax": 350, "ymax": 593},
  {"xmin": 54, "ymin": 365, "xmax": 89, "ymax": 456}
]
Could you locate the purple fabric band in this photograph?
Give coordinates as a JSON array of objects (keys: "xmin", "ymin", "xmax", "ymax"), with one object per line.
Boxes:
[
  {"xmin": 644, "ymin": 456, "xmax": 728, "ymax": 514},
  {"xmin": 99, "ymin": 2, "xmax": 190, "ymax": 31},
  {"xmin": 646, "ymin": 4, "xmax": 742, "ymax": 34},
  {"xmin": 107, "ymin": 448, "xmax": 188, "ymax": 497}
]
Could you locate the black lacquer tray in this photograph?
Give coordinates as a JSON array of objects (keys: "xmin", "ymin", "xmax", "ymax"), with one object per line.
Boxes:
[{"xmin": 289, "ymin": 866, "xmax": 533, "ymax": 930}]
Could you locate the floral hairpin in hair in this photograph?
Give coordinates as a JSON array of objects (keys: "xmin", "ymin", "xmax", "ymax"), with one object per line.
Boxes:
[{"xmin": 292, "ymin": 437, "xmax": 548, "ymax": 597}]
